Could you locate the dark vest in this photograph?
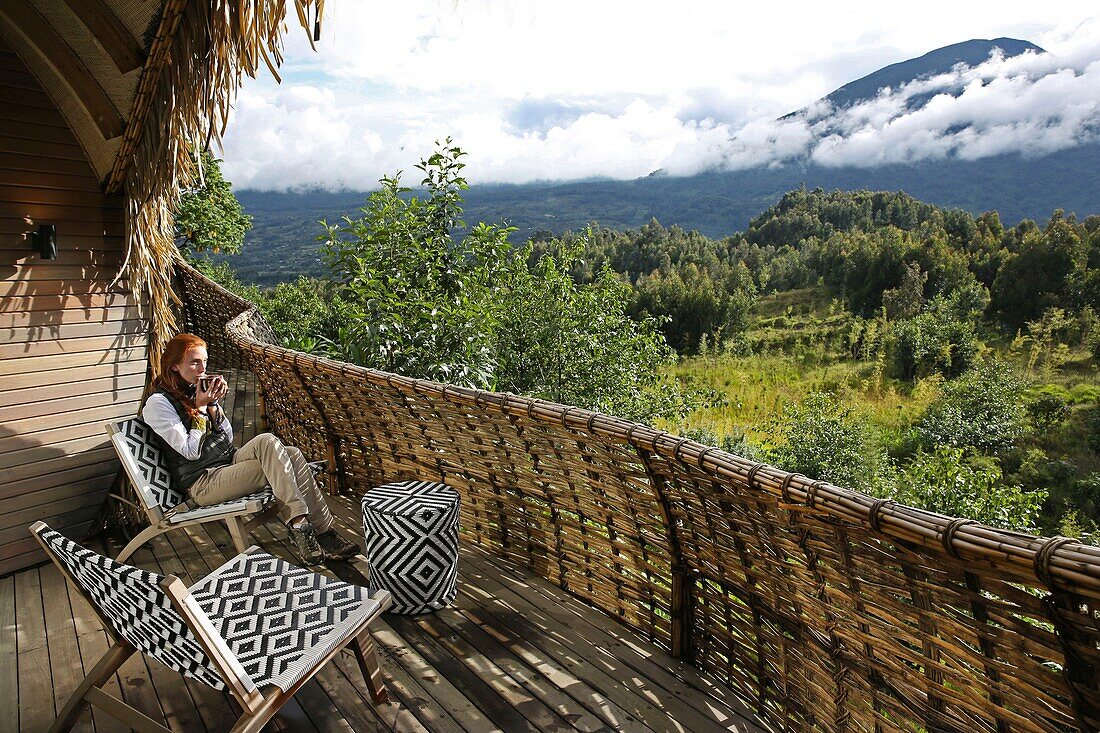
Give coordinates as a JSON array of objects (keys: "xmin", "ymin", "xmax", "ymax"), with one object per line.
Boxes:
[{"xmin": 152, "ymin": 387, "xmax": 236, "ymax": 492}]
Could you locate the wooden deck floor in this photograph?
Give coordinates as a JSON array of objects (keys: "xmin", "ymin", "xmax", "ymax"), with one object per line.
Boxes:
[{"xmin": 0, "ymin": 372, "xmax": 769, "ymax": 733}]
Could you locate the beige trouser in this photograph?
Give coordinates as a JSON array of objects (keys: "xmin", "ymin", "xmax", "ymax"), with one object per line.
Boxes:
[{"xmin": 189, "ymin": 432, "xmax": 334, "ymax": 532}]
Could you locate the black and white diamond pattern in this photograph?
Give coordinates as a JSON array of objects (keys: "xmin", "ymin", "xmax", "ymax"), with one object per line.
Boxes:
[
  {"xmin": 116, "ymin": 418, "xmax": 186, "ymax": 511},
  {"xmin": 39, "ymin": 528, "xmax": 227, "ymax": 690},
  {"xmin": 362, "ymin": 481, "xmax": 459, "ymax": 614},
  {"xmin": 190, "ymin": 551, "xmax": 381, "ymax": 691},
  {"xmin": 114, "ymin": 417, "xmax": 274, "ymax": 519},
  {"xmin": 168, "ymin": 489, "xmax": 274, "ymax": 524}
]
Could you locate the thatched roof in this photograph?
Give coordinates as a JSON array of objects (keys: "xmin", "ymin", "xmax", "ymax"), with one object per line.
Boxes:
[{"xmin": 0, "ymin": 0, "xmax": 324, "ymax": 363}]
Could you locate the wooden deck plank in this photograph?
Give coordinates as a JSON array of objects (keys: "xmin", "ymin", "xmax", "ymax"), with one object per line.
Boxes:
[
  {"xmin": 38, "ymin": 563, "xmax": 95, "ymax": 733},
  {"xmin": 365, "ymin": 619, "xmax": 483, "ymax": 733},
  {"xmin": 428, "ymin": 606, "xmax": 620, "ymax": 733},
  {"xmin": 464, "ymin": 550, "xmax": 763, "ymax": 733},
  {"xmin": 326, "ymin": 641, "xmax": 438, "ymax": 733},
  {"xmin": 453, "ymin": 557, "xmax": 717, "ymax": 733},
  {"xmin": 61, "ymin": 548, "xmax": 130, "ymax": 733},
  {"xmin": 438, "ymin": 587, "xmax": 656, "ymax": 733},
  {"xmin": 383, "ymin": 614, "xmax": 541, "ymax": 733},
  {"xmin": 0, "ymin": 574, "xmax": 19, "ymax": 733},
  {"xmin": 407, "ymin": 612, "xmax": 585, "ymax": 733},
  {"xmin": 472, "ymin": 550, "xmax": 768, "ymax": 732},
  {"xmin": 14, "ymin": 567, "xmax": 55, "ymax": 733}
]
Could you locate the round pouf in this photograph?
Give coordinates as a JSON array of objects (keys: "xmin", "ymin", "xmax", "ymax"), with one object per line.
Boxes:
[{"xmin": 361, "ymin": 480, "xmax": 460, "ymax": 614}]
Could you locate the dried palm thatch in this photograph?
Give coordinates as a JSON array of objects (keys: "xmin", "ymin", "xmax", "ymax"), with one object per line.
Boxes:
[{"xmin": 112, "ymin": 0, "xmax": 324, "ymax": 374}]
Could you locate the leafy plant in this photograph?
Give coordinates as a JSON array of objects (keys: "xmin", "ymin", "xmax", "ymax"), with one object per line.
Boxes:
[
  {"xmin": 915, "ymin": 359, "xmax": 1028, "ymax": 454},
  {"xmin": 889, "ymin": 307, "xmax": 979, "ymax": 380},
  {"xmin": 320, "ymin": 141, "xmax": 689, "ymax": 422},
  {"xmin": 892, "ymin": 448, "xmax": 1043, "ymax": 531},
  {"xmin": 771, "ymin": 391, "xmax": 891, "ymax": 495},
  {"xmin": 1027, "ymin": 391, "xmax": 1070, "ymax": 432},
  {"xmin": 175, "ymin": 150, "xmax": 252, "ymax": 254},
  {"xmin": 322, "ymin": 141, "xmax": 515, "ymax": 387},
  {"xmin": 496, "ymin": 242, "xmax": 684, "ymax": 421}
]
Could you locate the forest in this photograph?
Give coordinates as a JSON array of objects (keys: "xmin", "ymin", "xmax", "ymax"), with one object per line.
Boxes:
[{"xmin": 186, "ymin": 145, "xmax": 1100, "ymax": 542}]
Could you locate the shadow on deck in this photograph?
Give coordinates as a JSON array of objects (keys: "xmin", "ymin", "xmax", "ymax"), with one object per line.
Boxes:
[{"xmin": 0, "ymin": 370, "xmax": 768, "ymax": 733}]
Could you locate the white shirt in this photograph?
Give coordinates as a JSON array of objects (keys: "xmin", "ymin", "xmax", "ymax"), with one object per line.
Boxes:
[{"xmin": 142, "ymin": 392, "xmax": 233, "ymax": 460}]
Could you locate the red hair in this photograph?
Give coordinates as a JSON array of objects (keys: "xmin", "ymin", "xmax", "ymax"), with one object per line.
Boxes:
[{"xmin": 154, "ymin": 333, "xmax": 207, "ymax": 418}]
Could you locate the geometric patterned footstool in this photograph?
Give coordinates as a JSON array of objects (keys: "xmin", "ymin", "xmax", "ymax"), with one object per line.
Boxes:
[{"xmin": 361, "ymin": 480, "xmax": 460, "ymax": 614}]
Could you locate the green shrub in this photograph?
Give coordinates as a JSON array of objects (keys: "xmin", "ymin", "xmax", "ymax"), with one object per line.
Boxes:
[
  {"xmin": 1027, "ymin": 391, "xmax": 1070, "ymax": 432},
  {"xmin": 916, "ymin": 359, "xmax": 1028, "ymax": 454},
  {"xmin": 320, "ymin": 141, "xmax": 686, "ymax": 422},
  {"xmin": 1085, "ymin": 408, "xmax": 1100, "ymax": 453},
  {"xmin": 889, "ymin": 310, "xmax": 979, "ymax": 380},
  {"xmin": 771, "ymin": 392, "xmax": 891, "ymax": 494},
  {"xmin": 892, "ymin": 448, "xmax": 1043, "ymax": 531},
  {"xmin": 175, "ymin": 151, "xmax": 251, "ymax": 255}
]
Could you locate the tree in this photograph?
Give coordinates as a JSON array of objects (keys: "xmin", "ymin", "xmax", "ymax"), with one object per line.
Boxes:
[
  {"xmin": 174, "ymin": 151, "xmax": 251, "ymax": 254},
  {"xmin": 321, "ymin": 141, "xmax": 687, "ymax": 421},
  {"xmin": 881, "ymin": 261, "xmax": 926, "ymax": 320},
  {"xmin": 496, "ymin": 243, "xmax": 681, "ymax": 422},
  {"xmin": 991, "ymin": 211, "xmax": 1086, "ymax": 330},
  {"xmin": 889, "ymin": 300, "xmax": 979, "ymax": 380},
  {"xmin": 322, "ymin": 141, "xmax": 513, "ymax": 387}
]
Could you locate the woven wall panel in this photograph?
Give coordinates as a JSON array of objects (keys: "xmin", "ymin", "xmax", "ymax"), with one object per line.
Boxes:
[{"xmin": 176, "ymin": 261, "xmax": 1100, "ymax": 733}]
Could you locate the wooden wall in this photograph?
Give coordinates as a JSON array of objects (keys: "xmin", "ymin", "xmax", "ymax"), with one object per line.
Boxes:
[{"xmin": 0, "ymin": 37, "xmax": 146, "ymax": 576}]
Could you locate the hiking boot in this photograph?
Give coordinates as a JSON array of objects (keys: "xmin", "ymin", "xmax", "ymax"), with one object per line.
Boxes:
[
  {"xmin": 316, "ymin": 529, "xmax": 359, "ymax": 561},
  {"xmin": 288, "ymin": 521, "xmax": 323, "ymax": 563}
]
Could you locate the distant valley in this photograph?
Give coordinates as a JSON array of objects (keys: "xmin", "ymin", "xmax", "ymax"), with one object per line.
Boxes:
[
  {"xmin": 231, "ymin": 143, "xmax": 1099, "ymax": 286},
  {"xmin": 225, "ymin": 37, "xmax": 1099, "ymax": 286}
]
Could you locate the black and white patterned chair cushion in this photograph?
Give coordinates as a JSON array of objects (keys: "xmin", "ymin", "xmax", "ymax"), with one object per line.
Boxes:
[
  {"xmin": 190, "ymin": 551, "xmax": 383, "ymax": 691},
  {"xmin": 115, "ymin": 418, "xmax": 184, "ymax": 511},
  {"xmin": 113, "ymin": 417, "xmax": 275, "ymax": 519},
  {"xmin": 361, "ymin": 481, "xmax": 460, "ymax": 614},
  {"xmin": 38, "ymin": 528, "xmax": 227, "ymax": 690},
  {"xmin": 167, "ymin": 489, "xmax": 274, "ymax": 524}
]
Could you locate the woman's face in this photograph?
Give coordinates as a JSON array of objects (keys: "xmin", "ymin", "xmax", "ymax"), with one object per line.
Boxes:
[{"xmin": 172, "ymin": 345, "xmax": 208, "ymax": 386}]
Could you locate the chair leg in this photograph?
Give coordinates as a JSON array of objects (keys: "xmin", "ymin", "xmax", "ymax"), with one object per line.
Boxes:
[
  {"xmin": 49, "ymin": 640, "xmax": 134, "ymax": 733},
  {"xmin": 116, "ymin": 524, "xmax": 165, "ymax": 562},
  {"xmin": 352, "ymin": 629, "xmax": 388, "ymax": 704},
  {"xmin": 227, "ymin": 697, "xmax": 279, "ymax": 733},
  {"xmin": 225, "ymin": 516, "xmax": 250, "ymax": 554}
]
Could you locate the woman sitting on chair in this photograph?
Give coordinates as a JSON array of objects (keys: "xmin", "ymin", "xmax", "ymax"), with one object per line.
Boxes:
[{"xmin": 142, "ymin": 333, "xmax": 358, "ymax": 563}]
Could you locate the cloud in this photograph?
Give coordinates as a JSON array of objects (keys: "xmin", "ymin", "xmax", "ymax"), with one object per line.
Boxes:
[
  {"xmin": 220, "ymin": 4, "xmax": 1100, "ymax": 190},
  {"xmin": 722, "ymin": 29, "xmax": 1100, "ymax": 169}
]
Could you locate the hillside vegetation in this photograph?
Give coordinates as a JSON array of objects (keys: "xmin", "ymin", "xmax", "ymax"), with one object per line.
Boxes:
[
  {"xmin": 191, "ymin": 151, "xmax": 1100, "ymax": 541},
  {"xmin": 225, "ymin": 141, "xmax": 1100, "ymax": 285}
]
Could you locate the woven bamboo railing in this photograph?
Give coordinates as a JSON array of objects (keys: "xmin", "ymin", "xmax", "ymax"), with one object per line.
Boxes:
[{"xmin": 176, "ymin": 261, "xmax": 1100, "ymax": 733}]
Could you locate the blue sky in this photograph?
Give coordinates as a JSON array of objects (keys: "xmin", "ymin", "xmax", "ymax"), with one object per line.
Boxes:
[{"xmin": 220, "ymin": 1, "xmax": 1100, "ymax": 191}]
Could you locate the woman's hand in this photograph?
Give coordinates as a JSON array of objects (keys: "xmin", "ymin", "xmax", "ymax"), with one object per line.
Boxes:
[{"xmin": 195, "ymin": 375, "xmax": 228, "ymax": 407}]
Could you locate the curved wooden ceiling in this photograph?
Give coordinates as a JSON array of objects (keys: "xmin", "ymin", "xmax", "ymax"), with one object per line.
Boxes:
[{"xmin": 0, "ymin": 0, "xmax": 163, "ymax": 188}]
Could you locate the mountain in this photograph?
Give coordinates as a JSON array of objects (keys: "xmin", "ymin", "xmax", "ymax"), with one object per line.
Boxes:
[
  {"xmin": 804, "ymin": 37, "xmax": 1043, "ymax": 115},
  {"xmin": 227, "ymin": 38, "xmax": 1096, "ymax": 286}
]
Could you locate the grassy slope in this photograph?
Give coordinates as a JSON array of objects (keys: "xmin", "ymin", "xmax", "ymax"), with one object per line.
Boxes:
[{"xmin": 663, "ymin": 286, "xmax": 1100, "ymax": 473}]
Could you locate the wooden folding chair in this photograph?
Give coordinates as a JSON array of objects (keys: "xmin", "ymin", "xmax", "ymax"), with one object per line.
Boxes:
[
  {"xmin": 30, "ymin": 521, "xmax": 392, "ymax": 733},
  {"xmin": 106, "ymin": 418, "xmax": 280, "ymax": 561}
]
